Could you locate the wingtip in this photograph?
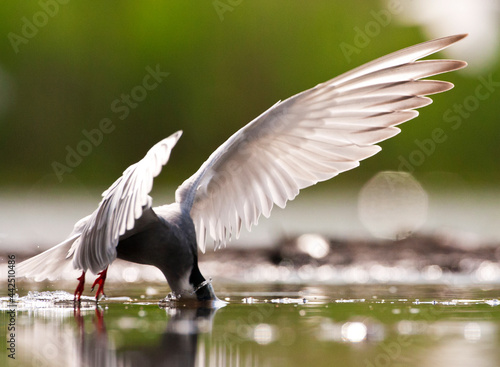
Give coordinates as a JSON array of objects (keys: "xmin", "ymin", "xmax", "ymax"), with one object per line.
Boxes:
[
  {"xmin": 173, "ymin": 130, "xmax": 183, "ymax": 140},
  {"xmin": 167, "ymin": 130, "xmax": 183, "ymax": 146},
  {"xmin": 414, "ymin": 33, "xmax": 468, "ymax": 57},
  {"xmin": 434, "ymin": 33, "xmax": 468, "ymax": 46},
  {"xmin": 439, "ymin": 59, "xmax": 468, "ymax": 73},
  {"xmin": 446, "ymin": 33, "xmax": 468, "ymax": 42},
  {"xmin": 434, "ymin": 34, "xmax": 469, "ymax": 59},
  {"xmin": 456, "ymin": 60, "xmax": 468, "ymax": 70}
]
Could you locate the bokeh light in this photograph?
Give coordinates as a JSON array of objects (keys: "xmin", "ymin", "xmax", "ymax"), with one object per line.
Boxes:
[{"xmin": 358, "ymin": 171, "xmax": 428, "ymax": 240}]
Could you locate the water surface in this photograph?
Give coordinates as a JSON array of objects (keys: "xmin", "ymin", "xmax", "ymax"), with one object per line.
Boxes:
[{"xmin": 1, "ymin": 283, "xmax": 500, "ymax": 367}]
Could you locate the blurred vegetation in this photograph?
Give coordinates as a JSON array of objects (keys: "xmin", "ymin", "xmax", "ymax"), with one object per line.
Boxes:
[{"xmin": 0, "ymin": 0, "xmax": 498, "ymax": 194}]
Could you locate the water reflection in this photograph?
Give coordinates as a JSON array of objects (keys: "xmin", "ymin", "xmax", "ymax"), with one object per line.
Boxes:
[
  {"xmin": 75, "ymin": 308, "xmax": 117, "ymax": 367},
  {"xmin": 3, "ymin": 286, "xmax": 500, "ymax": 367},
  {"xmin": 116, "ymin": 306, "xmax": 218, "ymax": 366},
  {"xmin": 15, "ymin": 299, "xmax": 222, "ymax": 367}
]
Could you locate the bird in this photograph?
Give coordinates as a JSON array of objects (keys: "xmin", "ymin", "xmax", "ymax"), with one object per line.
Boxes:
[{"xmin": 18, "ymin": 34, "xmax": 467, "ymax": 302}]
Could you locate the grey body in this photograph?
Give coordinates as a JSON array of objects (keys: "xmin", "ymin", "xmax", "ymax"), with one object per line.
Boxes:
[{"xmin": 117, "ymin": 204, "xmax": 215, "ymax": 300}]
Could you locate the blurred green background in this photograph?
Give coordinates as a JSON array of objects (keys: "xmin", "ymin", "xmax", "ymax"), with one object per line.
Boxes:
[{"xmin": 0, "ymin": 0, "xmax": 498, "ymax": 193}]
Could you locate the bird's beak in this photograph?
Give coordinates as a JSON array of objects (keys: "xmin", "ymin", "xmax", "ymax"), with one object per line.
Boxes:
[{"xmin": 195, "ymin": 282, "xmax": 218, "ymax": 301}]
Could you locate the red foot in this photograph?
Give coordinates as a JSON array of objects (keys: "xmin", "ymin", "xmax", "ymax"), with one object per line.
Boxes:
[
  {"xmin": 91, "ymin": 268, "xmax": 108, "ymax": 301},
  {"xmin": 74, "ymin": 271, "xmax": 86, "ymax": 302}
]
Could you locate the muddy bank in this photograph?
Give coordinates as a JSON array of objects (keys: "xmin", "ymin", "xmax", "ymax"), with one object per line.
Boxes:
[{"xmin": 5, "ymin": 234, "xmax": 500, "ymax": 285}]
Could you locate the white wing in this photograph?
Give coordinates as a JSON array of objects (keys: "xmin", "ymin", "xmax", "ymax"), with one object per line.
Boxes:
[
  {"xmin": 17, "ymin": 215, "xmax": 90, "ymax": 280},
  {"xmin": 71, "ymin": 131, "xmax": 182, "ymax": 274},
  {"xmin": 175, "ymin": 34, "xmax": 467, "ymax": 252}
]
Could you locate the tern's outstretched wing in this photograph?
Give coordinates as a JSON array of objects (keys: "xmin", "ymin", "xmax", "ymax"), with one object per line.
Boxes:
[
  {"xmin": 70, "ymin": 131, "xmax": 182, "ymax": 274},
  {"xmin": 175, "ymin": 34, "xmax": 467, "ymax": 252},
  {"xmin": 18, "ymin": 132, "xmax": 182, "ymax": 279}
]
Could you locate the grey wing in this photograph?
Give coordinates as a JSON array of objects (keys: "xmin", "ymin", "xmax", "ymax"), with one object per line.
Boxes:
[
  {"xmin": 175, "ymin": 34, "xmax": 467, "ymax": 252},
  {"xmin": 71, "ymin": 131, "xmax": 182, "ymax": 274}
]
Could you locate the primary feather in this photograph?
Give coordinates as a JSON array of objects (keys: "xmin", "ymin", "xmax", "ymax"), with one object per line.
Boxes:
[{"xmin": 175, "ymin": 34, "xmax": 467, "ymax": 252}]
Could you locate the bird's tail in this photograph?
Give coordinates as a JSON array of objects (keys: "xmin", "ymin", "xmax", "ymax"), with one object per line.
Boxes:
[{"xmin": 17, "ymin": 234, "xmax": 80, "ymax": 281}]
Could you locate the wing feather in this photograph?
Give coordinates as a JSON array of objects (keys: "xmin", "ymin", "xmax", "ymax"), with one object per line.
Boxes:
[
  {"xmin": 71, "ymin": 131, "xmax": 182, "ymax": 274},
  {"xmin": 175, "ymin": 35, "xmax": 467, "ymax": 251}
]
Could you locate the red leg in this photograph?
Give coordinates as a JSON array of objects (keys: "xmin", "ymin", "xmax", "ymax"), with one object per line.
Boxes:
[
  {"xmin": 74, "ymin": 307, "xmax": 84, "ymax": 336},
  {"xmin": 94, "ymin": 307, "xmax": 105, "ymax": 334},
  {"xmin": 91, "ymin": 268, "xmax": 108, "ymax": 301},
  {"xmin": 74, "ymin": 271, "xmax": 86, "ymax": 302}
]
